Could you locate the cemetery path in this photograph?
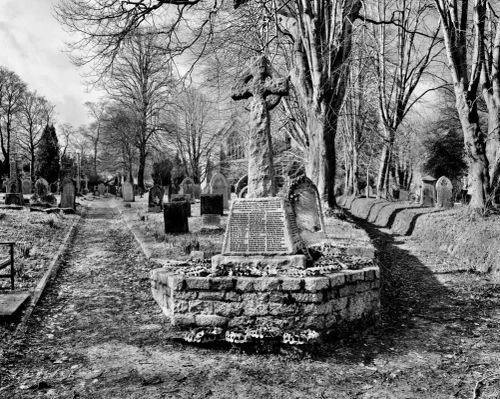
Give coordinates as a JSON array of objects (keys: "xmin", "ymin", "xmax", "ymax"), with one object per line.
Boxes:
[{"xmin": 1, "ymin": 200, "xmax": 500, "ymax": 398}]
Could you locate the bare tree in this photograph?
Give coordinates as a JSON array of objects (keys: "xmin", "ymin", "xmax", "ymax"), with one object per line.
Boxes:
[
  {"xmin": 105, "ymin": 32, "xmax": 175, "ymax": 190},
  {"xmin": 0, "ymin": 67, "xmax": 26, "ymax": 174},
  {"xmin": 101, "ymin": 104, "xmax": 138, "ymax": 183},
  {"xmin": 432, "ymin": 0, "xmax": 490, "ymax": 208},
  {"xmin": 18, "ymin": 91, "xmax": 55, "ymax": 181},
  {"xmin": 84, "ymin": 101, "xmax": 107, "ymax": 176},
  {"xmin": 162, "ymin": 87, "xmax": 221, "ymax": 183},
  {"xmin": 364, "ymin": 0, "xmax": 443, "ymax": 197}
]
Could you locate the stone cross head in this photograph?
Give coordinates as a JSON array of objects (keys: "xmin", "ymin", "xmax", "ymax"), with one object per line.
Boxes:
[{"xmin": 232, "ymin": 56, "xmax": 289, "ymax": 110}]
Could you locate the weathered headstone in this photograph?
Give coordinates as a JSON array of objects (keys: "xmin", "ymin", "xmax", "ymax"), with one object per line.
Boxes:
[
  {"xmin": 60, "ymin": 178, "xmax": 76, "ymax": 209},
  {"xmin": 22, "ymin": 179, "xmax": 32, "ymax": 195},
  {"xmin": 212, "ymin": 198, "xmax": 308, "ymax": 270},
  {"xmin": 164, "ymin": 202, "xmax": 189, "ymax": 233},
  {"xmin": 30, "ymin": 177, "xmax": 55, "ymax": 208},
  {"xmin": 420, "ymin": 176, "xmax": 437, "ymax": 207},
  {"xmin": 436, "ymin": 176, "xmax": 453, "ymax": 208},
  {"xmin": 180, "ymin": 178, "xmax": 196, "ymax": 203},
  {"xmin": 200, "ymin": 194, "xmax": 223, "ymax": 216},
  {"xmin": 98, "ymin": 183, "xmax": 105, "ymax": 196},
  {"xmin": 232, "ymin": 55, "xmax": 288, "ymax": 197},
  {"xmin": 209, "ymin": 173, "xmax": 230, "ymax": 209},
  {"xmin": 399, "ymin": 189, "xmax": 410, "ymax": 201},
  {"xmin": 235, "ymin": 175, "xmax": 248, "ymax": 197},
  {"xmin": 171, "ymin": 197, "xmax": 191, "ymax": 217},
  {"xmin": 122, "ymin": 182, "xmax": 134, "ymax": 202},
  {"xmin": 288, "ymin": 177, "xmax": 325, "ymax": 242},
  {"xmin": 148, "ymin": 185, "xmax": 165, "ymax": 213}
]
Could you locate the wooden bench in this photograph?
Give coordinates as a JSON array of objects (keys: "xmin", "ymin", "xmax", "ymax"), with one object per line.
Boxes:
[{"xmin": 0, "ymin": 242, "xmax": 15, "ymax": 290}]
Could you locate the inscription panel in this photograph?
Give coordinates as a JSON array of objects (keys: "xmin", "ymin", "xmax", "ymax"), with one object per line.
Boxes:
[{"xmin": 223, "ymin": 198, "xmax": 300, "ymax": 255}]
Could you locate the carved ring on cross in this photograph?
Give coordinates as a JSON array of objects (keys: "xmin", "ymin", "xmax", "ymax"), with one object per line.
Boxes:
[{"xmin": 231, "ymin": 56, "xmax": 289, "ymax": 111}]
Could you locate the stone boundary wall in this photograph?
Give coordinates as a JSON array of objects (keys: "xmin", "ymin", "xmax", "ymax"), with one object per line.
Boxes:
[{"xmin": 151, "ymin": 267, "xmax": 380, "ymax": 335}]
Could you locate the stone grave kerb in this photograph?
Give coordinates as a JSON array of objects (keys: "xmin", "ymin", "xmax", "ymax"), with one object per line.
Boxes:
[{"xmin": 232, "ymin": 55, "xmax": 289, "ymax": 198}]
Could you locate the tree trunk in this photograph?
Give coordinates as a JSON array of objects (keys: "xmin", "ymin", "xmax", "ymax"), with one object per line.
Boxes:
[
  {"xmin": 304, "ymin": 103, "xmax": 338, "ymax": 208},
  {"xmin": 455, "ymin": 86, "xmax": 489, "ymax": 208},
  {"xmin": 486, "ymin": 105, "xmax": 500, "ymax": 205},
  {"xmin": 138, "ymin": 148, "xmax": 146, "ymax": 191}
]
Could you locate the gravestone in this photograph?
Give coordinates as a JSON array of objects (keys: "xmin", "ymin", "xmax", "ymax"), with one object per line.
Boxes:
[
  {"xmin": 235, "ymin": 175, "xmax": 248, "ymax": 197},
  {"xmin": 148, "ymin": 185, "xmax": 165, "ymax": 213},
  {"xmin": 200, "ymin": 194, "xmax": 223, "ymax": 216},
  {"xmin": 192, "ymin": 184, "xmax": 201, "ymax": 200},
  {"xmin": 180, "ymin": 178, "xmax": 196, "ymax": 203},
  {"xmin": 22, "ymin": 179, "xmax": 32, "ymax": 195},
  {"xmin": 60, "ymin": 178, "xmax": 76, "ymax": 209},
  {"xmin": 209, "ymin": 173, "xmax": 230, "ymax": 209},
  {"xmin": 232, "ymin": 55, "xmax": 288, "ymax": 197},
  {"xmin": 420, "ymin": 176, "xmax": 437, "ymax": 207},
  {"xmin": 212, "ymin": 198, "xmax": 308, "ymax": 270},
  {"xmin": 288, "ymin": 177, "xmax": 325, "ymax": 242},
  {"xmin": 98, "ymin": 183, "xmax": 105, "ymax": 196},
  {"xmin": 164, "ymin": 202, "xmax": 189, "ymax": 233},
  {"xmin": 171, "ymin": 197, "xmax": 191, "ymax": 217},
  {"xmin": 30, "ymin": 178, "xmax": 55, "ymax": 207},
  {"xmin": 122, "ymin": 182, "xmax": 134, "ymax": 202},
  {"xmin": 399, "ymin": 189, "xmax": 410, "ymax": 201},
  {"xmin": 436, "ymin": 176, "xmax": 453, "ymax": 208}
]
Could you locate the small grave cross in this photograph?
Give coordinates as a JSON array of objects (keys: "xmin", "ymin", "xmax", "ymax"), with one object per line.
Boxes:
[{"xmin": 232, "ymin": 55, "xmax": 288, "ymax": 198}]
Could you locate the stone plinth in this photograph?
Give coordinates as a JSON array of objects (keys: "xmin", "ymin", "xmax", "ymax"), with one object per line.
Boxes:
[{"xmin": 150, "ymin": 266, "xmax": 380, "ymax": 334}]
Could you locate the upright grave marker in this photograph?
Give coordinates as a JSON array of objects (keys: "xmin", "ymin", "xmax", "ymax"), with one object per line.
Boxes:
[
  {"xmin": 420, "ymin": 176, "xmax": 437, "ymax": 207},
  {"xmin": 148, "ymin": 185, "xmax": 165, "ymax": 213},
  {"xmin": 98, "ymin": 183, "xmax": 106, "ymax": 196},
  {"xmin": 164, "ymin": 202, "xmax": 189, "ymax": 233},
  {"xmin": 30, "ymin": 178, "xmax": 55, "ymax": 207},
  {"xmin": 180, "ymin": 177, "xmax": 197, "ymax": 202},
  {"xmin": 60, "ymin": 178, "xmax": 76, "ymax": 209},
  {"xmin": 209, "ymin": 173, "xmax": 230, "ymax": 209},
  {"xmin": 436, "ymin": 176, "xmax": 453, "ymax": 208},
  {"xmin": 288, "ymin": 177, "xmax": 325, "ymax": 242},
  {"xmin": 122, "ymin": 181, "xmax": 134, "ymax": 202},
  {"xmin": 22, "ymin": 179, "xmax": 32, "ymax": 195}
]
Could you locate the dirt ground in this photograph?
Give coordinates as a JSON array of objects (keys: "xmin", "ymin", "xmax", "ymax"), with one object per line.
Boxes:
[{"xmin": 1, "ymin": 198, "xmax": 499, "ymax": 398}]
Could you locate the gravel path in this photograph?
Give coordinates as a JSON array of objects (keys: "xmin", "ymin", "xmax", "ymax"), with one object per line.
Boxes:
[{"xmin": 1, "ymin": 200, "xmax": 500, "ymax": 398}]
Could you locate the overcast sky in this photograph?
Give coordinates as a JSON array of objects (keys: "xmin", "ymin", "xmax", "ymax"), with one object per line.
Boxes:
[{"xmin": 0, "ymin": 0, "xmax": 101, "ymax": 127}]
